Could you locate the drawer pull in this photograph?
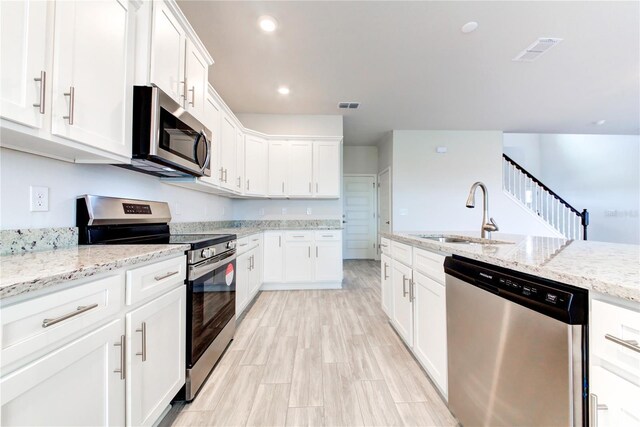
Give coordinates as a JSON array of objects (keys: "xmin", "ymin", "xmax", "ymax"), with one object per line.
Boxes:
[
  {"xmin": 605, "ymin": 333, "xmax": 640, "ymax": 353},
  {"xmin": 114, "ymin": 335, "xmax": 126, "ymax": 380},
  {"xmin": 383, "ymin": 263, "xmax": 389, "ymax": 279},
  {"xmin": 42, "ymin": 303, "xmax": 98, "ymax": 328},
  {"xmin": 402, "ymin": 275, "xmax": 409, "ymax": 297},
  {"xmin": 322, "ymin": 234, "xmax": 334, "ymax": 238},
  {"xmin": 292, "ymin": 235, "xmax": 305, "ymax": 238},
  {"xmin": 136, "ymin": 322, "xmax": 147, "ymax": 362},
  {"xmin": 154, "ymin": 270, "xmax": 179, "ymax": 281},
  {"xmin": 239, "ymin": 243, "xmax": 248, "ymax": 247}
]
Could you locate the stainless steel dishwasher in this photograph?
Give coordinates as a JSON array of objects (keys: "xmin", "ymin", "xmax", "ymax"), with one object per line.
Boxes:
[{"xmin": 445, "ymin": 256, "xmax": 588, "ymax": 427}]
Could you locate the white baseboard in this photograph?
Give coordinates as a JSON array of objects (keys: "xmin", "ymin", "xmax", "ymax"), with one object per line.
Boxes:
[{"xmin": 260, "ymin": 281, "xmax": 343, "ymax": 291}]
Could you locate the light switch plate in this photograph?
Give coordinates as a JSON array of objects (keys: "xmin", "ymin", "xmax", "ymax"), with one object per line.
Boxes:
[
  {"xmin": 30, "ymin": 186, "xmax": 49, "ymax": 212},
  {"xmin": 307, "ymin": 208, "xmax": 312, "ymax": 215},
  {"xmin": 282, "ymin": 208, "xmax": 288, "ymax": 214}
]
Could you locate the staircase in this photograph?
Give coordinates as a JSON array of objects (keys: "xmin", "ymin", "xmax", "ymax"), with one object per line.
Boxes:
[{"xmin": 502, "ymin": 154, "xmax": 589, "ymax": 240}]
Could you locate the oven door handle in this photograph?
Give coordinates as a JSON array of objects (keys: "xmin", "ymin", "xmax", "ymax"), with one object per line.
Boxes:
[{"xmin": 188, "ymin": 251, "xmax": 236, "ymax": 281}]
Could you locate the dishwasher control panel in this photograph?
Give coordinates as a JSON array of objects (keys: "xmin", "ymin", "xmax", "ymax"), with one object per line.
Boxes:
[{"xmin": 496, "ymin": 275, "xmax": 572, "ymax": 310}]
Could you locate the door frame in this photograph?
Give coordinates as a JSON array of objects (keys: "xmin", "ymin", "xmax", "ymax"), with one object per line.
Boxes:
[
  {"xmin": 377, "ymin": 167, "xmax": 392, "ymax": 260},
  {"xmin": 342, "ymin": 173, "xmax": 378, "ymax": 260}
]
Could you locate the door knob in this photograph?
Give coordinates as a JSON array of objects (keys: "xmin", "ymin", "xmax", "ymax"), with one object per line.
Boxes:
[{"xmin": 385, "ymin": 221, "xmax": 390, "ymax": 224}]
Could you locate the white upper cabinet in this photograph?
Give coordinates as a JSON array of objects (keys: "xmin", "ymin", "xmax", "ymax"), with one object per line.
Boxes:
[
  {"xmin": 51, "ymin": 0, "xmax": 133, "ymax": 158},
  {"xmin": 288, "ymin": 140, "xmax": 314, "ymax": 197},
  {"xmin": 313, "ymin": 140, "xmax": 341, "ymax": 198},
  {"xmin": 219, "ymin": 113, "xmax": 237, "ymax": 191},
  {"xmin": 245, "ymin": 135, "xmax": 267, "ymax": 196},
  {"xmin": 149, "ymin": 0, "xmax": 185, "ymax": 102},
  {"xmin": 200, "ymin": 87, "xmax": 222, "ymax": 186},
  {"xmin": 235, "ymin": 129, "xmax": 245, "ymax": 193},
  {"xmin": 184, "ymin": 38, "xmax": 208, "ymax": 123},
  {"xmin": 0, "ymin": 0, "xmax": 49, "ymax": 128},
  {"xmin": 268, "ymin": 140, "xmax": 289, "ymax": 197}
]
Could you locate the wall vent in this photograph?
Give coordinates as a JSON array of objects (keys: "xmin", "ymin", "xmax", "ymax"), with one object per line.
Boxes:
[
  {"xmin": 338, "ymin": 102, "xmax": 360, "ymax": 109},
  {"xmin": 513, "ymin": 38, "xmax": 563, "ymax": 62}
]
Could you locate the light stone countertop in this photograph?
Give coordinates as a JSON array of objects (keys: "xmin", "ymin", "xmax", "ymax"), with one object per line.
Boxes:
[
  {"xmin": 383, "ymin": 231, "xmax": 640, "ymax": 303},
  {"xmin": 0, "ymin": 244, "xmax": 190, "ymax": 301},
  {"xmin": 178, "ymin": 226, "xmax": 342, "ymax": 239}
]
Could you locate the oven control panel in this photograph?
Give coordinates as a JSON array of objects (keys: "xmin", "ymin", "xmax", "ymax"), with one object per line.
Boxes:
[{"xmin": 122, "ymin": 203, "xmax": 152, "ymax": 215}]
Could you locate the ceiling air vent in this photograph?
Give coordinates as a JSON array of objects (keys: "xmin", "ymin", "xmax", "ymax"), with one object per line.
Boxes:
[
  {"xmin": 513, "ymin": 38, "xmax": 563, "ymax": 62},
  {"xmin": 338, "ymin": 102, "xmax": 360, "ymax": 109}
]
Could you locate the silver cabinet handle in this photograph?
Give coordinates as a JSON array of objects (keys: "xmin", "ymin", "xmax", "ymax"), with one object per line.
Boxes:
[
  {"xmin": 292, "ymin": 235, "xmax": 304, "ymax": 238},
  {"xmin": 42, "ymin": 303, "xmax": 98, "ymax": 328},
  {"xmin": 63, "ymin": 86, "xmax": 75, "ymax": 124},
  {"xmin": 136, "ymin": 322, "xmax": 147, "ymax": 362},
  {"xmin": 605, "ymin": 333, "xmax": 640, "ymax": 353},
  {"xmin": 383, "ymin": 263, "xmax": 389, "ymax": 280},
  {"xmin": 308, "ymin": 246, "xmax": 311, "ymax": 258},
  {"xmin": 409, "ymin": 279, "xmax": 415, "ymax": 302},
  {"xmin": 154, "ymin": 270, "xmax": 179, "ymax": 281},
  {"xmin": 589, "ymin": 393, "xmax": 608, "ymax": 427},
  {"xmin": 309, "ymin": 182, "xmax": 312, "ymax": 193},
  {"xmin": 114, "ymin": 335, "xmax": 126, "ymax": 380},
  {"xmin": 180, "ymin": 80, "xmax": 186, "ymax": 99},
  {"xmin": 381, "ymin": 244, "xmax": 388, "ymax": 247},
  {"xmin": 316, "ymin": 183, "xmax": 319, "ymax": 193},
  {"xmin": 322, "ymin": 234, "xmax": 333, "ymax": 238},
  {"xmin": 402, "ymin": 275, "xmax": 409, "ymax": 297},
  {"xmin": 316, "ymin": 246, "xmax": 319, "ymax": 258},
  {"xmin": 237, "ymin": 176, "xmax": 241, "ymax": 188},
  {"xmin": 247, "ymin": 179, "xmax": 250, "ymax": 190},
  {"xmin": 188, "ymin": 86, "xmax": 195, "ymax": 106},
  {"xmin": 239, "ymin": 242, "xmax": 248, "ymax": 247},
  {"xmin": 33, "ymin": 71, "xmax": 46, "ymax": 114},
  {"xmin": 219, "ymin": 167, "xmax": 224, "ymax": 181},
  {"xmin": 282, "ymin": 182, "xmax": 285, "ymax": 193},
  {"xmin": 278, "ymin": 236, "xmax": 282, "ymax": 247},
  {"xmin": 224, "ymin": 169, "xmax": 228, "ymax": 183}
]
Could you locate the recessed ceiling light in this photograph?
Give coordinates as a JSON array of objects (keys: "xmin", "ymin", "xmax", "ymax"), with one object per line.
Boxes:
[
  {"xmin": 461, "ymin": 21, "xmax": 478, "ymax": 34},
  {"xmin": 258, "ymin": 15, "xmax": 278, "ymax": 33},
  {"xmin": 277, "ymin": 86, "xmax": 290, "ymax": 95},
  {"xmin": 593, "ymin": 119, "xmax": 606, "ymax": 126}
]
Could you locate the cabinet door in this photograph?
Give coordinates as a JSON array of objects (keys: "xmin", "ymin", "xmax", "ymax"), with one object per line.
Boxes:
[
  {"xmin": 288, "ymin": 140, "xmax": 313, "ymax": 197},
  {"xmin": 0, "ymin": 319, "xmax": 125, "ymax": 426},
  {"xmin": 149, "ymin": 0, "xmax": 185, "ymax": 103},
  {"xmin": 590, "ymin": 366, "xmax": 640, "ymax": 427},
  {"xmin": 263, "ymin": 232, "xmax": 284, "ymax": 282},
  {"xmin": 236, "ymin": 252, "xmax": 251, "ymax": 315},
  {"xmin": 314, "ymin": 240, "xmax": 343, "ymax": 282},
  {"xmin": 235, "ymin": 130, "xmax": 245, "ymax": 193},
  {"xmin": 51, "ymin": 0, "xmax": 132, "ymax": 157},
  {"xmin": 285, "ymin": 241, "xmax": 314, "ymax": 283},
  {"xmin": 184, "ymin": 38, "xmax": 208, "ymax": 124},
  {"xmin": 252, "ymin": 243, "xmax": 263, "ymax": 294},
  {"xmin": 313, "ymin": 140, "xmax": 341, "ymax": 197},
  {"xmin": 0, "ymin": 0, "xmax": 49, "ymax": 128},
  {"xmin": 381, "ymin": 254, "xmax": 393, "ymax": 317},
  {"xmin": 127, "ymin": 286, "xmax": 185, "ymax": 427},
  {"xmin": 219, "ymin": 113, "xmax": 237, "ymax": 190},
  {"xmin": 245, "ymin": 135, "xmax": 267, "ymax": 196},
  {"xmin": 413, "ymin": 271, "xmax": 448, "ymax": 397},
  {"xmin": 391, "ymin": 261, "xmax": 413, "ymax": 347},
  {"xmin": 200, "ymin": 89, "xmax": 222, "ymax": 186},
  {"xmin": 268, "ymin": 140, "xmax": 289, "ymax": 196}
]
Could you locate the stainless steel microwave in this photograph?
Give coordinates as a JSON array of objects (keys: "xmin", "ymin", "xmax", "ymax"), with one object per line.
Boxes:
[{"xmin": 122, "ymin": 85, "xmax": 211, "ymax": 178}]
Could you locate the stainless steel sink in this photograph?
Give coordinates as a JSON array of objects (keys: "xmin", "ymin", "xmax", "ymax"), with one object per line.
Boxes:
[{"xmin": 412, "ymin": 234, "xmax": 514, "ymax": 245}]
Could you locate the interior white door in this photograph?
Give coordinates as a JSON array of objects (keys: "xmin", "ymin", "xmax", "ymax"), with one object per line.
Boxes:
[
  {"xmin": 150, "ymin": 0, "xmax": 185, "ymax": 103},
  {"xmin": 126, "ymin": 287, "xmax": 185, "ymax": 427},
  {"xmin": 378, "ymin": 168, "xmax": 392, "ymax": 245},
  {"xmin": 263, "ymin": 232, "xmax": 284, "ymax": 282},
  {"xmin": 0, "ymin": 0, "xmax": 49, "ymax": 128},
  {"xmin": 313, "ymin": 140, "xmax": 341, "ymax": 197},
  {"xmin": 392, "ymin": 260, "xmax": 413, "ymax": 347},
  {"xmin": 343, "ymin": 175, "xmax": 377, "ymax": 259},
  {"xmin": 51, "ymin": 0, "xmax": 132, "ymax": 157},
  {"xmin": 184, "ymin": 39, "xmax": 208, "ymax": 123},
  {"xmin": 288, "ymin": 140, "xmax": 313, "ymax": 197},
  {"xmin": 267, "ymin": 140, "xmax": 289, "ymax": 197},
  {"xmin": 381, "ymin": 254, "xmax": 392, "ymax": 317},
  {"xmin": 0, "ymin": 320, "xmax": 125, "ymax": 426}
]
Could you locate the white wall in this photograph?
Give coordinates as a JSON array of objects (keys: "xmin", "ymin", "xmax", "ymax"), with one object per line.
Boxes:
[
  {"xmin": 236, "ymin": 114, "xmax": 343, "ymax": 137},
  {"xmin": 344, "ymin": 146, "xmax": 378, "ymax": 174},
  {"xmin": 377, "ymin": 131, "xmax": 393, "ymax": 173},
  {"xmin": 391, "ymin": 130, "xmax": 557, "ymax": 237},
  {"xmin": 503, "ymin": 133, "xmax": 542, "ymax": 178},
  {"xmin": 0, "ymin": 148, "xmax": 234, "ymax": 229}
]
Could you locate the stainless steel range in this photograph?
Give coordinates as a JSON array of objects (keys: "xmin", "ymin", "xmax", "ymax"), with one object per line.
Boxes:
[{"xmin": 77, "ymin": 195, "xmax": 237, "ymax": 401}]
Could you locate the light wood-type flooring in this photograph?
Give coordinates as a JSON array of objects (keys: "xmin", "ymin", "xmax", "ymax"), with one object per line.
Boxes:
[{"xmin": 166, "ymin": 260, "xmax": 457, "ymax": 427}]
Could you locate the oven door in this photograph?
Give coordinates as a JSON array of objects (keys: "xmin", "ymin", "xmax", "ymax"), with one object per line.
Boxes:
[
  {"xmin": 150, "ymin": 86, "xmax": 211, "ymax": 177},
  {"xmin": 186, "ymin": 252, "xmax": 235, "ymax": 368}
]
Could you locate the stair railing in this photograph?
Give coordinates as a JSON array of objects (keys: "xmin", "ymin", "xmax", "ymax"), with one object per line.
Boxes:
[{"xmin": 502, "ymin": 154, "xmax": 589, "ymax": 240}]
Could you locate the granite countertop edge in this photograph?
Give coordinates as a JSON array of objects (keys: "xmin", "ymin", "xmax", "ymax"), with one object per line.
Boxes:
[{"xmin": 381, "ymin": 232, "xmax": 640, "ymax": 303}]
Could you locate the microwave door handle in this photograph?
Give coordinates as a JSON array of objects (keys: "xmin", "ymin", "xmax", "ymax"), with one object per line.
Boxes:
[{"xmin": 195, "ymin": 131, "xmax": 210, "ymax": 174}]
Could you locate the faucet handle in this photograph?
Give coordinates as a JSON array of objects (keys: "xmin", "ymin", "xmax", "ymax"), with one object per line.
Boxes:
[{"xmin": 485, "ymin": 217, "xmax": 499, "ymax": 232}]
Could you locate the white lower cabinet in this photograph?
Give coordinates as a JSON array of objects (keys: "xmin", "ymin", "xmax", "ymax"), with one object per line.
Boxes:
[
  {"xmin": 590, "ymin": 366, "xmax": 640, "ymax": 427},
  {"xmin": 314, "ymin": 236, "xmax": 342, "ymax": 282},
  {"xmin": 412, "ymin": 271, "xmax": 448, "ymax": 397},
  {"xmin": 285, "ymin": 240, "xmax": 314, "ymax": 283},
  {"xmin": 126, "ymin": 286, "xmax": 185, "ymax": 427},
  {"xmin": 236, "ymin": 250, "xmax": 251, "ymax": 315},
  {"xmin": 380, "ymin": 254, "xmax": 392, "ymax": 316},
  {"xmin": 263, "ymin": 232, "xmax": 284, "ymax": 282},
  {"xmin": 0, "ymin": 319, "xmax": 126, "ymax": 426},
  {"xmin": 236, "ymin": 235, "xmax": 263, "ymax": 316},
  {"xmin": 391, "ymin": 260, "xmax": 413, "ymax": 347}
]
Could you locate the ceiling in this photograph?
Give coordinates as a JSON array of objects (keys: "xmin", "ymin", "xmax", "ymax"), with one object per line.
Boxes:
[{"xmin": 178, "ymin": 1, "xmax": 640, "ymax": 146}]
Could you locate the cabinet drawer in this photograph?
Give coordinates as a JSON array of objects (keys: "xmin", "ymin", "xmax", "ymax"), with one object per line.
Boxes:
[
  {"xmin": 249, "ymin": 233, "xmax": 262, "ymax": 248},
  {"xmin": 126, "ymin": 255, "xmax": 186, "ymax": 306},
  {"xmin": 391, "ymin": 241, "xmax": 412, "ymax": 266},
  {"xmin": 315, "ymin": 230, "xmax": 341, "ymax": 241},
  {"xmin": 413, "ymin": 248, "xmax": 445, "ymax": 284},
  {"xmin": 590, "ymin": 365, "xmax": 640, "ymax": 427},
  {"xmin": 237, "ymin": 237, "xmax": 250, "ymax": 254},
  {"xmin": 380, "ymin": 238, "xmax": 391, "ymax": 255},
  {"xmin": 286, "ymin": 231, "xmax": 314, "ymax": 242},
  {"xmin": 1, "ymin": 273, "xmax": 123, "ymax": 370},
  {"xmin": 591, "ymin": 299, "xmax": 640, "ymax": 376}
]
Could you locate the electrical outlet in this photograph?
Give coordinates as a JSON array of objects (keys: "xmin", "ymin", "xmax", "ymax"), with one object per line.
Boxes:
[
  {"xmin": 30, "ymin": 186, "xmax": 49, "ymax": 212},
  {"xmin": 307, "ymin": 208, "xmax": 312, "ymax": 215}
]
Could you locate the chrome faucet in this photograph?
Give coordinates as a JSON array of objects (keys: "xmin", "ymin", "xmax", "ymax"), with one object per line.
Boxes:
[{"xmin": 465, "ymin": 181, "xmax": 499, "ymax": 239}]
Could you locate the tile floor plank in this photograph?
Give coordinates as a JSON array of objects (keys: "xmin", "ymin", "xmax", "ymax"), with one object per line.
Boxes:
[
  {"xmin": 285, "ymin": 407, "xmax": 324, "ymax": 427},
  {"xmin": 289, "ymin": 346, "xmax": 324, "ymax": 407},
  {"xmin": 246, "ymin": 383, "xmax": 291, "ymax": 427},
  {"xmin": 354, "ymin": 380, "xmax": 404, "ymax": 426},
  {"xmin": 322, "ymin": 362, "xmax": 365, "ymax": 427}
]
